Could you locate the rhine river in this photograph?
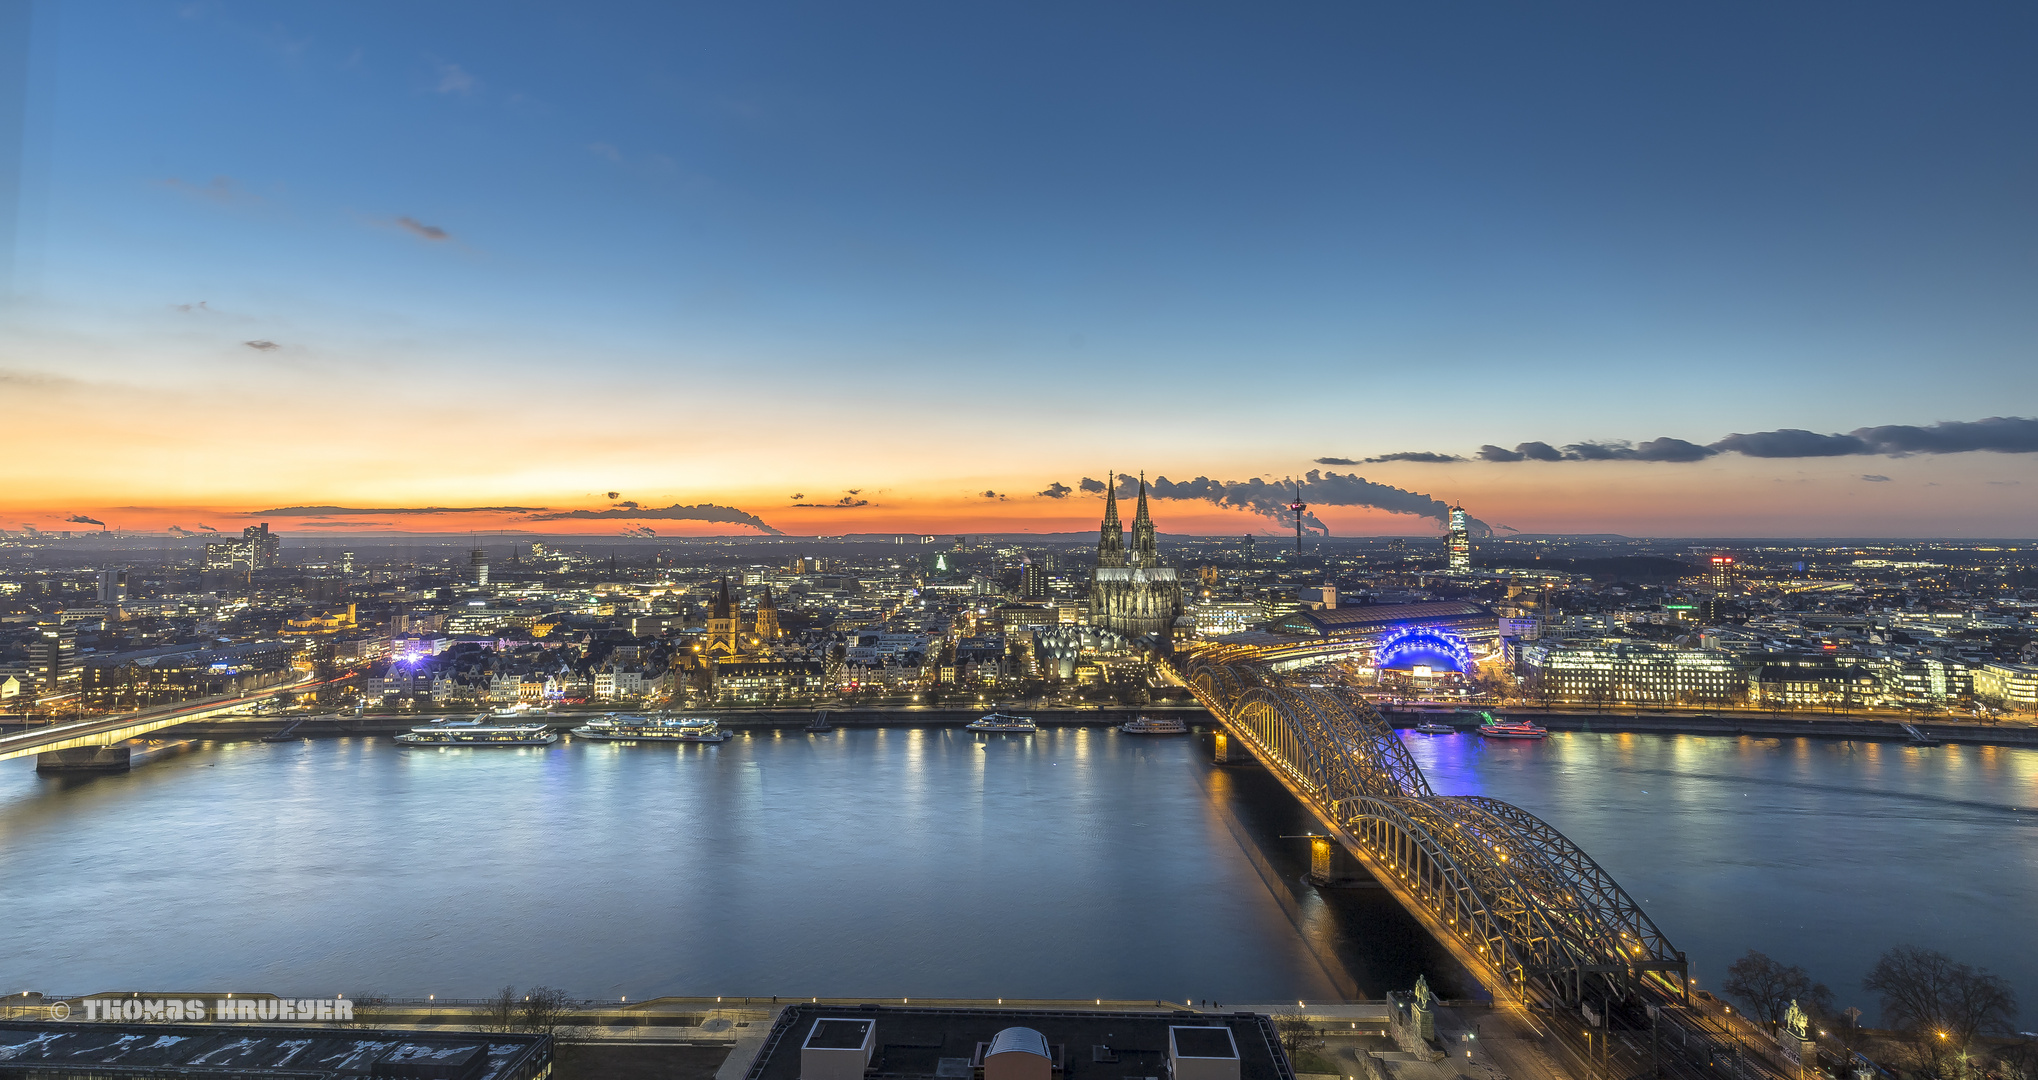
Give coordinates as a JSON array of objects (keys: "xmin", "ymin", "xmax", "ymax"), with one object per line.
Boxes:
[{"xmin": 2, "ymin": 726, "xmax": 2034, "ymax": 1008}]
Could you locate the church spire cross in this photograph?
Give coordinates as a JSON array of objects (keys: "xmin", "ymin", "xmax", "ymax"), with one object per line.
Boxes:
[{"xmin": 1096, "ymin": 471, "xmax": 1126, "ymax": 567}]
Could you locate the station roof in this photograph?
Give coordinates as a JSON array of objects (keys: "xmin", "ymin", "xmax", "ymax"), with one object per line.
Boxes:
[{"xmin": 1266, "ymin": 602, "xmax": 1495, "ymax": 639}]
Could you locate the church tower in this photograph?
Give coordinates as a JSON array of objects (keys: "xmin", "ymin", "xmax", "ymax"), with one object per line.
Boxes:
[
  {"xmin": 753, "ymin": 585, "xmax": 781, "ymax": 645},
  {"xmin": 1097, "ymin": 472, "xmax": 1126, "ymax": 568},
  {"xmin": 1130, "ymin": 472, "xmax": 1157, "ymax": 566},
  {"xmin": 706, "ymin": 577, "xmax": 742, "ymax": 656}
]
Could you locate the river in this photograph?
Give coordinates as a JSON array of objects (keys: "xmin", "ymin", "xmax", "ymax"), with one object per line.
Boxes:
[{"xmin": 1, "ymin": 726, "xmax": 2031, "ymax": 1013}]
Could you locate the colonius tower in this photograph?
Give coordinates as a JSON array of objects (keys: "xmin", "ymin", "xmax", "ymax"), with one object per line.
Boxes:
[{"xmin": 1089, "ymin": 473, "xmax": 1186, "ymax": 642}]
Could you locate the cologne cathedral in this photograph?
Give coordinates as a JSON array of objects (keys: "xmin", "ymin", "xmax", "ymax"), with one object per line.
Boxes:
[{"xmin": 1089, "ymin": 473, "xmax": 1185, "ymax": 640}]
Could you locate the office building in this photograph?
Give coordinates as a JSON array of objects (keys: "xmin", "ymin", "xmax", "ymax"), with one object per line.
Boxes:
[
  {"xmin": 1447, "ymin": 504, "xmax": 1471, "ymax": 573},
  {"xmin": 471, "ymin": 547, "xmax": 489, "ymax": 586}
]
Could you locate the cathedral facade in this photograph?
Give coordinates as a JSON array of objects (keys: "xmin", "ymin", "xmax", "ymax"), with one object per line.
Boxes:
[{"xmin": 1089, "ymin": 473, "xmax": 1185, "ymax": 640}]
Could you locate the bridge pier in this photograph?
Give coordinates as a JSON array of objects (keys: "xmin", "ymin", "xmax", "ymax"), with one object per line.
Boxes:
[{"xmin": 36, "ymin": 745, "xmax": 131, "ymax": 774}]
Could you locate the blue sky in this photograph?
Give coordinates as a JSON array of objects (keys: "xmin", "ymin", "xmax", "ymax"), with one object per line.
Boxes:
[{"xmin": 4, "ymin": 2, "xmax": 2035, "ymax": 535}]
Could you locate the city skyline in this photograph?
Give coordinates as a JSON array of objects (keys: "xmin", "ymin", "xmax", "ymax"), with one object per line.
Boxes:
[{"xmin": 4, "ymin": 3, "xmax": 2036, "ymax": 537}]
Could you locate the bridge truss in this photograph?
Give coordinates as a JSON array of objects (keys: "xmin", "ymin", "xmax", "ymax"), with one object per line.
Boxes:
[{"xmin": 1181, "ymin": 651, "xmax": 1688, "ymax": 1010}]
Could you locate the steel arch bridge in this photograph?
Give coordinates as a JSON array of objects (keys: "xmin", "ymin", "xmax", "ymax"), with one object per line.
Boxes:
[{"xmin": 1180, "ymin": 652, "xmax": 1688, "ymax": 1010}]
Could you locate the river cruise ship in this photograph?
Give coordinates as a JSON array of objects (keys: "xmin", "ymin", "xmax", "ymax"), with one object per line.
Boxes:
[
  {"xmin": 1119, "ymin": 715, "xmax": 1187, "ymax": 734},
  {"xmin": 965, "ymin": 713, "xmax": 1037, "ymax": 733},
  {"xmin": 571, "ymin": 716, "xmax": 731, "ymax": 743},
  {"xmin": 394, "ymin": 717, "xmax": 560, "ymax": 746}
]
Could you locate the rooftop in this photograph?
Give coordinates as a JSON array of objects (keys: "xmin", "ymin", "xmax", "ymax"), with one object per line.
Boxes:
[
  {"xmin": 743, "ymin": 1005, "xmax": 1290, "ymax": 1080},
  {"xmin": 0, "ymin": 1019, "xmax": 551, "ymax": 1079}
]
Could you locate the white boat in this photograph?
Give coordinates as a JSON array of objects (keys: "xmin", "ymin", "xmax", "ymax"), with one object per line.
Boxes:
[
  {"xmin": 1477, "ymin": 712, "xmax": 1548, "ymax": 740},
  {"xmin": 395, "ymin": 717, "xmax": 559, "ymax": 746},
  {"xmin": 1120, "ymin": 715, "xmax": 1187, "ymax": 734},
  {"xmin": 572, "ymin": 715, "xmax": 731, "ymax": 743},
  {"xmin": 1413, "ymin": 721, "xmax": 1457, "ymax": 734},
  {"xmin": 966, "ymin": 713, "xmax": 1037, "ymax": 733}
]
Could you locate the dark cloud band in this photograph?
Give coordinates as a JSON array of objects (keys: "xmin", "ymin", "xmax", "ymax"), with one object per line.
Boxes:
[
  {"xmin": 1428, "ymin": 417, "xmax": 2038, "ymax": 464},
  {"xmin": 525, "ymin": 503, "xmax": 782, "ymax": 534}
]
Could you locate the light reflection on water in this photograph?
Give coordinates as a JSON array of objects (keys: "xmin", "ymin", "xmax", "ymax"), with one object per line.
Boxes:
[{"xmin": 2, "ymin": 727, "xmax": 2027, "ymax": 1006}]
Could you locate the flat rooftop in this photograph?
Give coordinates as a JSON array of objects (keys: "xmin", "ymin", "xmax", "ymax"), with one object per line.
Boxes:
[
  {"xmin": 0, "ymin": 1020, "xmax": 550, "ymax": 1079},
  {"xmin": 743, "ymin": 1005, "xmax": 1291, "ymax": 1080}
]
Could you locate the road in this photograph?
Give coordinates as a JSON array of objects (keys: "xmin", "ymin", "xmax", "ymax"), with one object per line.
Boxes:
[{"xmin": 0, "ymin": 673, "xmax": 349, "ymax": 763}]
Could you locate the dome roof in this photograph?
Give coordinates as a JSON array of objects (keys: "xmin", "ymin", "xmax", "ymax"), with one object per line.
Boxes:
[{"xmin": 986, "ymin": 1027, "xmax": 1051, "ymax": 1059}]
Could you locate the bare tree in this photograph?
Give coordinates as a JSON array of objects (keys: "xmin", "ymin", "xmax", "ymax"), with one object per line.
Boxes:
[
  {"xmin": 1723, "ymin": 950, "xmax": 1828, "ymax": 1028},
  {"xmin": 1863, "ymin": 945, "xmax": 2018, "ymax": 1077},
  {"xmin": 519, "ymin": 986, "xmax": 573, "ymax": 1039},
  {"xmin": 1273, "ymin": 1014, "xmax": 1320, "ymax": 1065},
  {"xmin": 486, "ymin": 985, "xmax": 518, "ymax": 1034}
]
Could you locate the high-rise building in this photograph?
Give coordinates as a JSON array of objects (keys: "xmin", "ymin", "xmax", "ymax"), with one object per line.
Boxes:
[
  {"xmin": 1447, "ymin": 505, "xmax": 1471, "ymax": 573},
  {"xmin": 341, "ymin": 551, "xmax": 355, "ymax": 575},
  {"xmin": 470, "ymin": 548, "xmax": 490, "ymax": 586},
  {"xmin": 1241, "ymin": 534, "xmax": 1255, "ymax": 563},
  {"xmin": 1708, "ymin": 555, "xmax": 1737, "ymax": 589},
  {"xmin": 96, "ymin": 569, "xmax": 128, "ymax": 604},
  {"xmin": 1022, "ymin": 560, "xmax": 1047, "ymax": 599},
  {"xmin": 31, "ymin": 624, "xmax": 77, "ymax": 687},
  {"xmin": 1089, "ymin": 473, "xmax": 1185, "ymax": 640},
  {"xmin": 203, "ymin": 523, "xmax": 282, "ymax": 573}
]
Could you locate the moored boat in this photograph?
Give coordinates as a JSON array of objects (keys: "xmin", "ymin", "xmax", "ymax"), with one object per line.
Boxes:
[
  {"xmin": 1412, "ymin": 720, "xmax": 1457, "ymax": 734},
  {"xmin": 572, "ymin": 715, "xmax": 731, "ymax": 743},
  {"xmin": 395, "ymin": 717, "xmax": 559, "ymax": 746},
  {"xmin": 1120, "ymin": 715, "xmax": 1187, "ymax": 734},
  {"xmin": 966, "ymin": 713, "xmax": 1037, "ymax": 733},
  {"xmin": 1477, "ymin": 712, "xmax": 1548, "ymax": 740}
]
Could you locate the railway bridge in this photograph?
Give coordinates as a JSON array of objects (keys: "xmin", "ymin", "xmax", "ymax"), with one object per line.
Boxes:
[{"xmin": 1173, "ymin": 647, "xmax": 1690, "ymax": 1012}]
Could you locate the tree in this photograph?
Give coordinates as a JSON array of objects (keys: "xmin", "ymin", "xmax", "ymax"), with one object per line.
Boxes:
[
  {"xmin": 1722, "ymin": 950, "xmax": 1828, "ymax": 1028},
  {"xmin": 1273, "ymin": 1014, "xmax": 1320, "ymax": 1064},
  {"xmin": 1863, "ymin": 945, "xmax": 2018, "ymax": 1052},
  {"xmin": 519, "ymin": 986, "xmax": 573, "ymax": 1039},
  {"xmin": 486, "ymin": 985, "xmax": 519, "ymax": 1034}
]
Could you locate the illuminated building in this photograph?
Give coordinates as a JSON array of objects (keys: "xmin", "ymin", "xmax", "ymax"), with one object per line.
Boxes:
[
  {"xmin": 1447, "ymin": 504, "xmax": 1471, "ymax": 573},
  {"xmin": 341, "ymin": 550, "xmax": 355, "ymax": 574},
  {"xmin": 470, "ymin": 547, "xmax": 490, "ymax": 586},
  {"xmin": 30, "ymin": 624, "xmax": 77, "ymax": 686},
  {"xmin": 95, "ymin": 569, "xmax": 127, "ymax": 604},
  {"xmin": 1707, "ymin": 555, "xmax": 1737, "ymax": 589},
  {"xmin": 1518, "ymin": 639, "xmax": 1745, "ymax": 706},
  {"xmin": 1973, "ymin": 662, "xmax": 2038, "ymax": 710},
  {"xmin": 203, "ymin": 522, "xmax": 281, "ymax": 572},
  {"xmin": 1088, "ymin": 473, "xmax": 1185, "ymax": 640},
  {"xmin": 1022, "ymin": 560, "xmax": 1047, "ymax": 599}
]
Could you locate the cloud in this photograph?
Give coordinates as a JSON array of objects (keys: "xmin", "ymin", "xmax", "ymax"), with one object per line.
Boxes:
[
  {"xmin": 1315, "ymin": 457, "xmax": 1358, "ymax": 466},
  {"xmin": 980, "ymin": 490, "xmax": 1008, "ymax": 500},
  {"xmin": 298, "ymin": 521, "xmax": 392, "ymax": 527},
  {"xmin": 1493, "ymin": 523, "xmax": 1521, "ymax": 533},
  {"xmin": 1364, "ymin": 451, "xmax": 1467, "ymax": 464},
  {"xmin": 1038, "ymin": 482, "xmax": 1072, "ymax": 499},
  {"xmin": 0, "ymin": 368, "xmax": 84, "ymax": 393},
  {"xmin": 1474, "ymin": 416, "xmax": 2038, "ymax": 464},
  {"xmin": 244, "ymin": 340, "xmax": 279, "ymax": 351},
  {"xmin": 174, "ymin": 301, "xmax": 212, "ymax": 313},
  {"xmin": 255, "ymin": 505, "xmax": 547, "ymax": 515},
  {"xmin": 65, "ymin": 514, "xmax": 106, "ymax": 527},
  {"xmin": 167, "ymin": 525, "xmax": 191, "ymax": 534},
  {"xmin": 605, "ymin": 491, "xmax": 620, "ymax": 500},
  {"xmin": 436, "ymin": 63, "xmax": 474, "ymax": 95},
  {"xmin": 526, "ymin": 502, "xmax": 782, "ymax": 534},
  {"xmin": 792, "ymin": 498, "xmax": 869, "ymax": 508},
  {"xmin": 1078, "ymin": 477, "xmax": 1106, "ymax": 493},
  {"xmin": 1129, "ymin": 470, "xmax": 1485, "ymax": 536},
  {"xmin": 196, "ymin": 524, "xmax": 219, "ymax": 531},
  {"xmin": 588, "ymin": 142, "xmax": 622, "ymax": 162},
  {"xmin": 612, "ymin": 500, "xmax": 640, "ymax": 509},
  {"xmin": 397, "ymin": 216, "xmax": 450, "ymax": 241},
  {"xmin": 1861, "ymin": 474, "xmax": 1893, "ymax": 482}
]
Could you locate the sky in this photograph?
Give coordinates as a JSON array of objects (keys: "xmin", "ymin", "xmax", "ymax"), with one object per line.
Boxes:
[{"xmin": 2, "ymin": 1, "xmax": 2034, "ymax": 539}]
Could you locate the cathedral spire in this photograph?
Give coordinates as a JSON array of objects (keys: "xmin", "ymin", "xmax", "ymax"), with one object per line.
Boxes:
[
  {"xmin": 712, "ymin": 576, "xmax": 732, "ymax": 620},
  {"xmin": 1097, "ymin": 471, "xmax": 1125, "ymax": 567},
  {"xmin": 1132, "ymin": 471, "xmax": 1157, "ymax": 561}
]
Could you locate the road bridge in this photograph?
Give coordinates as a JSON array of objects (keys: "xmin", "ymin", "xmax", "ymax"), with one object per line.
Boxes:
[
  {"xmin": 0, "ymin": 675, "xmax": 331, "ymax": 770},
  {"xmin": 1168, "ymin": 647, "xmax": 1795, "ymax": 1080}
]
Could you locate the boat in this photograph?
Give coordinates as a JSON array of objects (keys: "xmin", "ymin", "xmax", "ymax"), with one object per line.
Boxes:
[
  {"xmin": 1412, "ymin": 720, "xmax": 1457, "ymax": 734},
  {"xmin": 395, "ymin": 717, "xmax": 559, "ymax": 746},
  {"xmin": 1477, "ymin": 712, "xmax": 1548, "ymax": 740},
  {"xmin": 1120, "ymin": 715, "xmax": 1188, "ymax": 735},
  {"xmin": 571, "ymin": 715, "xmax": 732, "ymax": 743},
  {"xmin": 966, "ymin": 713, "xmax": 1037, "ymax": 733}
]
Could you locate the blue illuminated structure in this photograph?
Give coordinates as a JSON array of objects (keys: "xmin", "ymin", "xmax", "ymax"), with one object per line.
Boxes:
[{"xmin": 1373, "ymin": 625, "xmax": 1473, "ymax": 672}]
